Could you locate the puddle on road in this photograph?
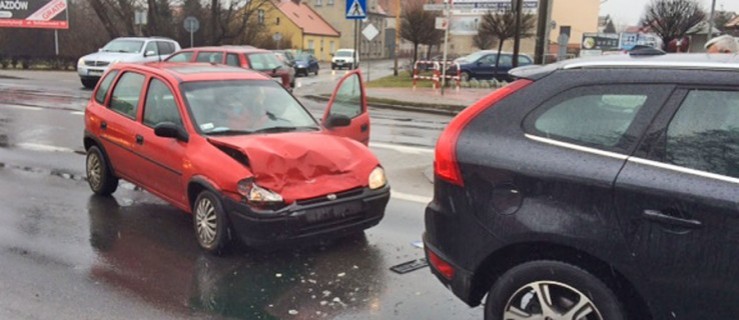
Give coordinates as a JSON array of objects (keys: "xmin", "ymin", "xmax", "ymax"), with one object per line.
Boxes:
[
  {"xmin": 0, "ymin": 87, "xmax": 88, "ymax": 111},
  {"xmin": 0, "ymin": 161, "xmax": 86, "ymax": 182}
]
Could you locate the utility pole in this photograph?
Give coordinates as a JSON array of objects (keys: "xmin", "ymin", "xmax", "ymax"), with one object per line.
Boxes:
[
  {"xmin": 440, "ymin": 0, "xmax": 453, "ymax": 96},
  {"xmin": 512, "ymin": 0, "xmax": 523, "ymax": 68},
  {"xmin": 707, "ymin": 0, "xmax": 717, "ymax": 41},
  {"xmin": 394, "ymin": 0, "xmax": 400, "ymax": 76},
  {"xmin": 534, "ymin": 0, "xmax": 551, "ymax": 64}
]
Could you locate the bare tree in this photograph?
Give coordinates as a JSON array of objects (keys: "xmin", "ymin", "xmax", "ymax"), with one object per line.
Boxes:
[
  {"xmin": 713, "ymin": 11, "xmax": 735, "ymax": 33},
  {"xmin": 473, "ymin": 33, "xmax": 496, "ymax": 50},
  {"xmin": 477, "ymin": 9, "xmax": 535, "ymax": 75},
  {"xmin": 88, "ymin": 0, "xmax": 138, "ymax": 38},
  {"xmin": 208, "ymin": 0, "xmax": 270, "ymax": 45},
  {"xmin": 400, "ymin": 0, "xmax": 441, "ymax": 64},
  {"xmin": 640, "ymin": 0, "xmax": 705, "ymax": 49}
]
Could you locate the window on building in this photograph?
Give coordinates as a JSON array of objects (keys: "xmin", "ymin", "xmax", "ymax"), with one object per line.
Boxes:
[
  {"xmin": 327, "ymin": 0, "xmax": 334, "ymax": 5},
  {"xmin": 258, "ymin": 9, "xmax": 265, "ymax": 25},
  {"xmin": 276, "ymin": 17, "xmax": 280, "ymax": 25},
  {"xmin": 308, "ymin": 40, "xmax": 315, "ymax": 50},
  {"xmin": 315, "ymin": 0, "xmax": 322, "ymax": 6}
]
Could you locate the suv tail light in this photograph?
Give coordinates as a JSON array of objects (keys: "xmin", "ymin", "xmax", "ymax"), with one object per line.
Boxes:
[
  {"xmin": 434, "ymin": 80, "xmax": 533, "ymax": 186},
  {"xmin": 427, "ymin": 247, "xmax": 455, "ymax": 280}
]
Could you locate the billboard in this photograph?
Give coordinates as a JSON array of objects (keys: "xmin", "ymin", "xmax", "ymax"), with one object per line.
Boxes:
[{"xmin": 0, "ymin": 0, "xmax": 68, "ymax": 29}]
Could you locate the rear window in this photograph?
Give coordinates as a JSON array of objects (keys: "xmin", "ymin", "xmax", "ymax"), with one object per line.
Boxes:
[
  {"xmin": 196, "ymin": 51, "xmax": 223, "ymax": 63},
  {"xmin": 167, "ymin": 52, "xmax": 193, "ymax": 62}
]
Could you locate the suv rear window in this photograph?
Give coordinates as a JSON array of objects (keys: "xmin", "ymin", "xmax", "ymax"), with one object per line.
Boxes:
[{"xmin": 526, "ymin": 84, "xmax": 671, "ymax": 152}]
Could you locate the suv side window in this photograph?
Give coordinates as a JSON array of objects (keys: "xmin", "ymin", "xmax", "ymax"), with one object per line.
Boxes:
[
  {"xmin": 167, "ymin": 52, "xmax": 193, "ymax": 62},
  {"xmin": 664, "ymin": 90, "xmax": 739, "ymax": 178},
  {"xmin": 196, "ymin": 51, "xmax": 223, "ymax": 63},
  {"xmin": 94, "ymin": 70, "xmax": 119, "ymax": 104},
  {"xmin": 526, "ymin": 85, "xmax": 671, "ymax": 152},
  {"xmin": 143, "ymin": 78, "xmax": 182, "ymax": 127},
  {"xmin": 109, "ymin": 72, "xmax": 145, "ymax": 119}
]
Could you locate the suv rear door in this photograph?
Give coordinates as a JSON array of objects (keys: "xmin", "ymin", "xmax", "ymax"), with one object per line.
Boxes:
[{"xmin": 614, "ymin": 87, "xmax": 739, "ymax": 318}]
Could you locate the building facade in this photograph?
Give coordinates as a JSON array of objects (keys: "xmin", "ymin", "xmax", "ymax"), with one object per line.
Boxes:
[
  {"xmin": 305, "ymin": 0, "xmax": 390, "ymax": 59},
  {"xmin": 260, "ymin": 0, "xmax": 341, "ymax": 61}
]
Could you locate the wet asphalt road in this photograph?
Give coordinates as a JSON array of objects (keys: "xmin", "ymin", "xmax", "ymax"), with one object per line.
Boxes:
[{"xmin": 0, "ymin": 70, "xmax": 482, "ymax": 319}]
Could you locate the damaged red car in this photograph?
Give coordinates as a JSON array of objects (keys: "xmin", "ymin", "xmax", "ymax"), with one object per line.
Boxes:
[{"xmin": 83, "ymin": 62, "xmax": 389, "ymax": 253}]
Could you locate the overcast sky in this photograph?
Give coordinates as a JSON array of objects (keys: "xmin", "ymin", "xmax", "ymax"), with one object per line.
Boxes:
[{"xmin": 600, "ymin": 0, "xmax": 739, "ymax": 26}]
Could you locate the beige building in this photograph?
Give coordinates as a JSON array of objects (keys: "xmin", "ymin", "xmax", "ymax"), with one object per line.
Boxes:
[{"xmin": 305, "ymin": 0, "xmax": 391, "ymax": 58}]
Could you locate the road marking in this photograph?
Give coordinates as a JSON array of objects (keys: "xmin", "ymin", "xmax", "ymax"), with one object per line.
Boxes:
[
  {"xmin": 391, "ymin": 191, "xmax": 432, "ymax": 204},
  {"xmin": 370, "ymin": 142, "xmax": 434, "ymax": 154},
  {"xmin": 15, "ymin": 143, "xmax": 76, "ymax": 153},
  {"xmin": 0, "ymin": 104, "xmax": 43, "ymax": 111},
  {"xmin": 70, "ymin": 111, "xmax": 84, "ymax": 115}
]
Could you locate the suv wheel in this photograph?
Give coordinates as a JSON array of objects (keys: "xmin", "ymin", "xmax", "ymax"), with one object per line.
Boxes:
[
  {"xmin": 86, "ymin": 146, "xmax": 119, "ymax": 196},
  {"xmin": 484, "ymin": 260, "xmax": 625, "ymax": 320},
  {"xmin": 81, "ymin": 78, "xmax": 98, "ymax": 89},
  {"xmin": 193, "ymin": 190, "xmax": 231, "ymax": 254}
]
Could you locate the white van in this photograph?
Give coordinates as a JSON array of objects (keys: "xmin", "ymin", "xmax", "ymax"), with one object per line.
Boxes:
[{"xmin": 331, "ymin": 49, "xmax": 359, "ymax": 70}]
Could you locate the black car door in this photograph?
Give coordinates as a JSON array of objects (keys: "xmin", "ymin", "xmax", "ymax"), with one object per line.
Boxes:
[{"xmin": 614, "ymin": 87, "xmax": 739, "ymax": 319}]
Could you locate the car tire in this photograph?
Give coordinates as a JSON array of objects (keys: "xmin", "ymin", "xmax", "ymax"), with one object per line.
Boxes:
[
  {"xmin": 484, "ymin": 260, "xmax": 625, "ymax": 320},
  {"xmin": 460, "ymin": 71, "xmax": 471, "ymax": 82},
  {"xmin": 86, "ymin": 146, "xmax": 119, "ymax": 196},
  {"xmin": 314, "ymin": 68, "xmax": 319, "ymax": 76},
  {"xmin": 193, "ymin": 190, "xmax": 232, "ymax": 255},
  {"xmin": 81, "ymin": 78, "xmax": 97, "ymax": 89}
]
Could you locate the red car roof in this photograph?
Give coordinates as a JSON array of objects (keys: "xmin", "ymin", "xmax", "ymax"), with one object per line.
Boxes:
[{"xmin": 110, "ymin": 62, "xmax": 272, "ymax": 83}]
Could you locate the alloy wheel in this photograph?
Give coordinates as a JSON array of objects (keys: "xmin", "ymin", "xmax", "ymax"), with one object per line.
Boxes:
[
  {"xmin": 503, "ymin": 280, "xmax": 603, "ymax": 320},
  {"xmin": 87, "ymin": 152, "xmax": 102, "ymax": 190},
  {"xmin": 195, "ymin": 197, "xmax": 218, "ymax": 246}
]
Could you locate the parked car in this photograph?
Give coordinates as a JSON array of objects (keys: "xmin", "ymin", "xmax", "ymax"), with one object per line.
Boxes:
[
  {"xmin": 331, "ymin": 49, "xmax": 358, "ymax": 70},
  {"xmin": 424, "ymin": 53, "xmax": 739, "ymax": 319},
  {"xmin": 84, "ymin": 62, "xmax": 387, "ymax": 254},
  {"xmin": 451, "ymin": 50, "xmax": 532, "ymax": 82},
  {"xmin": 272, "ymin": 49, "xmax": 296, "ymax": 67},
  {"xmin": 165, "ymin": 46, "xmax": 295, "ymax": 91},
  {"xmin": 77, "ymin": 37, "xmax": 180, "ymax": 89},
  {"xmin": 293, "ymin": 53, "xmax": 319, "ymax": 77}
]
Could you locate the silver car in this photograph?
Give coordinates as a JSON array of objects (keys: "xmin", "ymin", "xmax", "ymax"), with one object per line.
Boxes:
[{"xmin": 77, "ymin": 37, "xmax": 180, "ymax": 89}]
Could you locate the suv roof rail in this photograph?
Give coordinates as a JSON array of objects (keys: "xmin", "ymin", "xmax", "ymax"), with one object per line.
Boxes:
[{"xmin": 561, "ymin": 54, "xmax": 739, "ymax": 71}]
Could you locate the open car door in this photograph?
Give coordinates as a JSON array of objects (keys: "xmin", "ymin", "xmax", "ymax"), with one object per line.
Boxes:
[{"xmin": 322, "ymin": 70, "xmax": 370, "ymax": 145}]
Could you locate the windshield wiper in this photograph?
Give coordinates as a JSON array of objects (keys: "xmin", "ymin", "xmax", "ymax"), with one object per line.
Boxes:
[
  {"xmin": 253, "ymin": 126, "xmax": 319, "ymax": 134},
  {"xmin": 206, "ymin": 129, "xmax": 255, "ymax": 136}
]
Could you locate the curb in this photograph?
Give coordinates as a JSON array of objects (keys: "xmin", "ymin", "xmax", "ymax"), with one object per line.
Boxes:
[{"xmin": 301, "ymin": 94, "xmax": 464, "ymax": 116}]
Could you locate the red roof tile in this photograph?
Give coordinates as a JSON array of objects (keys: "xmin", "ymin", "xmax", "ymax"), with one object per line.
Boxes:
[{"xmin": 276, "ymin": 0, "xmax": 340, "ymax": 37}]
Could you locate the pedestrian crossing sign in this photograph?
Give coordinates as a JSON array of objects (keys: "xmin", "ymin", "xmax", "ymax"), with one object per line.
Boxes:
[{"xmin": 346, "ymin": 0, "xmax": 367, "ymax": 19}]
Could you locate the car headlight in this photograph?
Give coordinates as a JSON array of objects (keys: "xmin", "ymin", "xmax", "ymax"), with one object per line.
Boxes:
[
  {"xmin": 109, "ymin": 59, "xmax": 121, "ymax": 66},
  {"xmin": 368, "ymin": 167, "xmax": 387, "ymax": 190},
  {"xmin": 77, "ymin": 58, "xmax": 85, "ymax": 67},
  {"xmin": 237, "ymin": 179, "xmax": 283, "ymax": 204}
]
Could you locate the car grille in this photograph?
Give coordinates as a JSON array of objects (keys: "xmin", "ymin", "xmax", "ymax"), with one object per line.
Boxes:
[
  {"xmin": 296, "ymin": 188, "xmax": 363, "ymax": 206},
  {"xmin": 85, "ymin": 61, "xmax": 110, "ymax": 67},
  {"xmin": 335, "ymin": 59, "xmax": 345, "ymax": 63}
]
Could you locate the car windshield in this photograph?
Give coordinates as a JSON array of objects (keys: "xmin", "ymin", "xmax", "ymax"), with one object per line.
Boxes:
[
  {"xmin": 101, "ymin": 40, "xmax": 144, "ymax": 53},
  {"xmin": 246, "ymin": 53, "xmax": 283, "ymax": 71},
  {"xmin": 335, "ymin": 51, "xmax": 353, "ymax": 57},
  {"xmin": 296, "ymin": 53, "xmax": 311, "ymax": 61},
  {"xmin": 181, "ymin": 80, "xmax": 319, "ymax": 135}
]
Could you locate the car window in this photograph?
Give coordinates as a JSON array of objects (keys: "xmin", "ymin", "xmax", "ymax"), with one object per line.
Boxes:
[
  {"xmin": 226, "ymin": 54, "xmax": 240, "ymax": 67},
  {"xmin": 529, "ymin": 85, "xmax": 664, "ymax": 151},
  {"xmin": 497, "ymin": 55, "xmax": 512, "ymax": 68},
  {"xmin": 109, "ymin": 72, "xmax": 145, "ymax": 119},
  {"xmin": 167, "ymin": 52, "xmax": 193, "ymax": 62},
  {"xmin": 181, "ymin": 80, "xmax": 318, "ymax": 134},
  {"xmin": 144, "ymin": 41, "xmax": 158, "ymax": 55},
  {"xmin": 665, "ymin": 90, "xmax": 739, "ymax": 178},
  {"xmin": 195, "ymin": 51, "xmax": 223, "ymax": 63},
  {"xmin": 94, "ymin": 70, "xmax": 119, "ymax": 104},
  {"xmin": 480, "ymin": 54, "xmax": 497, "ymax": 65},
  {"xmin": 518, "ymin": 55, "xmax": 532, "ymax": 65},
  {"xmin": 157, "ymin": 41, "xmax": 176, "ymax": 55},
  {"xmin": 329, "ymin": 74, "xmax": 363, "ymax": 119},
  {"xmin": 246, "ymin": 53, "xmax": 282, "ymax": 71},
  {"xmin": 143, "ymin": 78, "xmax": 182, "ymax": 128}
]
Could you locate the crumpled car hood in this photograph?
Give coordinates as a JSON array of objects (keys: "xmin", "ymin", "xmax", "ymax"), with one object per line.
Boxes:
[{"xmin": 207, "ymin": 132, "xmax": 379, "ymax": 203}]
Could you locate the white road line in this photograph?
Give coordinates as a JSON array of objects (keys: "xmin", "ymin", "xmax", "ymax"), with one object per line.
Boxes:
[
  {"xmin": 0, "ymin": 104, "xmax": 42, "ymax": 111},
  {"xmin": 391, "ymin": 191, "xmax": 432, "ymax": 204},
  {"xmin": 370, "ymin": 142, "xmax": 434, "ymax": 154},
  {"xmin": 15, "ymin": 143, "xmax": 76, "ymax": 153},
  {"xmin": 70, "ymin": 111, "xmax": 84, "ymax": 115}
]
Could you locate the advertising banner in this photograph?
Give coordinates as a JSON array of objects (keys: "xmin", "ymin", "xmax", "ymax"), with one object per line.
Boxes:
[{"xmin": 0, "ymin": 0, "xmax": 68, "ymax": 29}]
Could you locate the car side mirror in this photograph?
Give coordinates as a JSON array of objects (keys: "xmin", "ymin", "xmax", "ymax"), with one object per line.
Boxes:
[
  {"xmin": 145, "ymin": 50, "xmax": 157, "ymax": 57},
  {"xmin": 324, "ymin": 114, "xmax": 351, "ymax": 129},
  {"xmin": 154, "ymin": 122, "xmax": 189, "ymax": 142}
]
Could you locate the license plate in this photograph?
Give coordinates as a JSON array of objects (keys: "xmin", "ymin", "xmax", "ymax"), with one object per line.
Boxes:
[
  {"xmin": 304, "ymin": 201, "xmax": 363, "ymax": 223},
  {"xmin": 88, "ymin": 70, "xmax": 103, "ymax": 76}
]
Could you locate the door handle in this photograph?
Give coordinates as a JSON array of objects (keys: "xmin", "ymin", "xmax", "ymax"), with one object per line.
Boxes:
[
  {"xmin": 135, "ymin": 134, "xmax": 144, "ymax": 145},
  {"xmin": 100, "ymin": 121, "xmax": 107, "ymax": 130},
  {"xmin": 360, "ymin": 123, "xmax": 369, "ymax": 132},
  {"xmin": 642, "ymin": 209, "xmax": 703, "ymax": 229}
]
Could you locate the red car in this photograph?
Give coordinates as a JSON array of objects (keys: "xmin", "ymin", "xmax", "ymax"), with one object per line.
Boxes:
[
  {"xmin": 83, "ymin": 62, "xmax": 387, "ymax": 253},
  {"xmin": 166, "ymin": 46, "xmax": 296, "ymax": 91}
]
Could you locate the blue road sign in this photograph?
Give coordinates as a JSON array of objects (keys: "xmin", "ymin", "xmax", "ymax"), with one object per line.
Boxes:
[{"xmin": 346, "ymin": 0, "xmax": 367, "ymax": 20}]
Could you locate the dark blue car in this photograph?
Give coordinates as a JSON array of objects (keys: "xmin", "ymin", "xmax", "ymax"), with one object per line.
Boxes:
[
  {"xmin": 294, "ymin": 53, "xmax": 319, "ymax": 77},
  {"xmin": 452, "ymin": 50, "xmax": 532, "ymax": 82}
]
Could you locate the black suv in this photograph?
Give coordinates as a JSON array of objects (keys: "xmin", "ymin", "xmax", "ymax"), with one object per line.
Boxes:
[{"xmin": 424, "ymin": 53, "xmax": 739, "ymax": 319}]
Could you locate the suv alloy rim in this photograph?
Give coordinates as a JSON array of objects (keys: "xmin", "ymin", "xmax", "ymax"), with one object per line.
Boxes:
[
  {"xmin": 87, "ymin": 152, "xmax": 102, "ymax": 190},
  {"xmin": 503, "ymin": 280, "xmax": 603, "ymax": 320},
  {"xmin": 195, "ymin": 197, "xmax": 217, "ymax": 246}
]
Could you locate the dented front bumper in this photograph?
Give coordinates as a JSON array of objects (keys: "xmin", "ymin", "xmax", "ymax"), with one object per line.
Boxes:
[{"xmin": 223, "ymin": 186, "xmax": 390, "ymax": 247}]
